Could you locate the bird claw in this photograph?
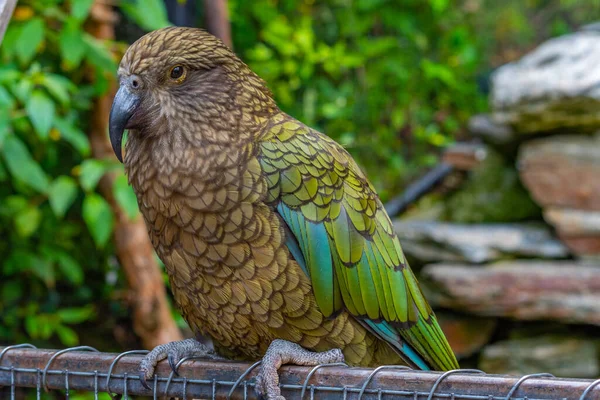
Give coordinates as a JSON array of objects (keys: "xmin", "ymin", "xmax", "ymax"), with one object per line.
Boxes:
[
  {"xmin": 254, "ymin": 339, "xmax": 344, "ymax": 400},
  {"xmin": 168, "ymin": 353, "xmax": 180, "ymax": 376},
  {"xmin": 137, "ymin": 338, "xmax": 214, "ymax": 392},
  {"xmin": 139, "ymin": 370, "xmax": 152, "ymax": 391}
]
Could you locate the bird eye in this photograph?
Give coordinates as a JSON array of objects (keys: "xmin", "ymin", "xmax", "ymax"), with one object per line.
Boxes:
[{"xmin": 169, "ymin": 65, "xmax": 186, "ymax": 82}]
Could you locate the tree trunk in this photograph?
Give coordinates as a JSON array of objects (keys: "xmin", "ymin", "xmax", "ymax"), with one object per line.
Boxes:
[
  {"xmin": 203, "ymin": 0, "xmax": 232, "ymax": 48},
  {"xmin": 87, "ymin": 0, "xmax": 183, "ymax": 349}
]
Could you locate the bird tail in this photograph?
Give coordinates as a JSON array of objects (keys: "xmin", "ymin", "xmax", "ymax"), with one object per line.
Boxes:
[{"xmin": 362, "ymin": 317, "xmax": 459, "ymax": 371}]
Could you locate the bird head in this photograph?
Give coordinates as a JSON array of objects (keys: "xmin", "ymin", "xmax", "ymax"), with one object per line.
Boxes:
[{"xmin": 109, "ymin": 27, "xmax": 270, "ymax": 162}]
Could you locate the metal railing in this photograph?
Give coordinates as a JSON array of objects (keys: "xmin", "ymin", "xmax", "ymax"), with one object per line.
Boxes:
[{"xmin": 1, "ymin": 344, "xmax": 599, "ymax": 399}]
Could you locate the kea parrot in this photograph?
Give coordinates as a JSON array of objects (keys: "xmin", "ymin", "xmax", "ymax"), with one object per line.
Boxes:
[{"xmin": 108, "ymin": 27, "xmax": 458, "ymax": 399}]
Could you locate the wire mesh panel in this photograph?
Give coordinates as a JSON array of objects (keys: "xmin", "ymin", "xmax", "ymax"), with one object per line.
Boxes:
[{"xmin": 1, "ymin": 344, "xmax": 599, "ymax": 399}]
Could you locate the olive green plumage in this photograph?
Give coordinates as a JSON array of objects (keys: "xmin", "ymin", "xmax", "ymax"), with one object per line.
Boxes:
[
  {"xmin": 258, "ymin": 116, "xmax": 457, "ymax": 370},
  {"xmin": 113, "ymin": 27, "xmax": 458, "ymax": 371}
]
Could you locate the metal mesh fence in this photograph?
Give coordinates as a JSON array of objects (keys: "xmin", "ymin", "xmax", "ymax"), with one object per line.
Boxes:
[{"xmin": 1, "ymin": 344, "xmax": 599, "ymax": 399}]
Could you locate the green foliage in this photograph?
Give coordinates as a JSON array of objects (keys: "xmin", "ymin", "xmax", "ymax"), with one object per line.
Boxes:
[
  {"xmin": 82, "ymin": 193, "xmax": 114, "ymax": 248},
  {"xmin": 2, "ymin": 135, "xmax": 50, "ymax": 193},
  {"xmin": 475, "ymin": 0, "xmax": 600, "ymax": 66},
  {"xmin": 0, "ymin": 0, "xmax": 123, "ymax": 348},
  {"xmin": 229, "ymin": 0, "xmax": 486, "ymax": 199},
  {"xmin": 445, "ymin": 150, "xmax": 541, "ymax": 223},
  {"xmin": 49, "ymin": 176, "xmax": 78, "ymax": 218},
  {"xmin": 121, "ymin": 0, "xmax": 172, "ymax": 31},
  {"xmin": 114, "ymin": 174, "xmax": 141, "ymax": 219}
]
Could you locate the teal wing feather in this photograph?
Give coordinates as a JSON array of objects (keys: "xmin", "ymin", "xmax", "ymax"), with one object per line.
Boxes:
[{"xmin": 258, "ymin": 115, "xmax": 458, "ymax": 371}]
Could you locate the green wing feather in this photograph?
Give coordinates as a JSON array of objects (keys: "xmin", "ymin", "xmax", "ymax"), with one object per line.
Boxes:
[{"xmin": 258, "ymin": 115, "xmax": 458, "ymax": 371}]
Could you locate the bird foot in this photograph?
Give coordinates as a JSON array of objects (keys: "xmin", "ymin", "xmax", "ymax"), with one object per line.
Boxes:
[
  {"xmin": 255, "ymin": 339, "xmax": 344, "ymax": 400},
  {"xmin": 139, "ymin": 338, "xmax": 219, "ymax": 390}
]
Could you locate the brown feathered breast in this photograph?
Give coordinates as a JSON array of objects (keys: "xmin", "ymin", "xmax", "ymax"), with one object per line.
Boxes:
[{"xmin": 121, "ymin": 27, "xmax": 402, "ymax": 365}]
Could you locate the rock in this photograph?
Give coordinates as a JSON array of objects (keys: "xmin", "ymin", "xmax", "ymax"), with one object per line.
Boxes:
[
  {"xmin": 445, "ymin": 149, "xmax": 540, "ymax": 223},
  {"xmin": 544, "ymin": 208, "xmax": 600, "ymax": 257},
  {"xmin": 442, "ymin": 142, "xmax": 488, "ymax": 170},
  {"xmin": 394, "ymin": 221, "xmax": 568, "ymax": 264},
  {"xmin": 436, "ymin": 312, "xmax": 497, "ymax": 359},
  {"xmin": 422, "ymin": 261, "xmax": 600, "ymax": 325},
  {"xmin": 491, "ymin": 30, "xmax": 600, "ymax": 133},
  {"xmin": 468, "ymin": 114, "xmax": 516, "ymax": 145},
  {"xmin": 545, "ymin": 208, "xmax": 600, "ymax": 235},
  {"xmin": 518, "ymin": 135, "xmax": 600, "ymax": 211},
  {"xmin": 581, "ymin": 21, "xmax": 600, "ymax": 32},
  {"xmin": 557, "ymin": 237, "xmax": 600, "ymax": 259},
  {"xmin": 479, "ymin": 335, "xmax": 599, "ymax": 378}
]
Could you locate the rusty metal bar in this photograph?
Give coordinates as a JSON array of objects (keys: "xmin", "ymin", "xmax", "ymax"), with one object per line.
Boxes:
[{"xmin": 0, "ymin": 345, "xmax": 598, "ymax": 399}]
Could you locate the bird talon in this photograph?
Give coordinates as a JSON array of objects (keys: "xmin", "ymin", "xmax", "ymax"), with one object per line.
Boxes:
[
  {"xmin": 168, "ymin": 353, "xmax": 179, "ymax": 375},
  {"xmin": 138, "ymin": 338, "xmax": 212, "ymax": 391},
  {"xmin": 139, "ymin": 370, "xmax": 152, "ymax": 391},
  {"xmin": 254, "ymin": 339, "xmax": 344, "ymax": 400}
]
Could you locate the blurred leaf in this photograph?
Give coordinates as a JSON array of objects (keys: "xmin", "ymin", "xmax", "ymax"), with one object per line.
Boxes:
[
  {"xmin": 430, "ymin": 0, "xmax": 449, "ymax": 14},
  {"xmin": 2, "ymin": 281, "xmax": 22, "ymax": 304},
  {"xmin": 121, "ymin": 0, "xmax": 171, "ymax": 31},
  {"xmin": 421, "ymin": 59, "xmax": 457, "ymax": 87},
  {"xmin": 26, "ymin": 90, "xmax": 56, "ymax": 139},
  {"xmin": 55, "ymin": 251, "xmax": 84, "ymax": 285},
  {"xmin": 71, "ymin": 0, "xmax": 95, "ymax": 21},
  {"xmin": 15, "ymin": 18, "xmax": 45, "ymax": 65},
  {"xmin": 84, "ymin": 35, "xmax": 117, "ymax": 72},
  {"xmin": 59, "ymin": 20, "xmax": 87, "ymax": 69},
  {"xmin": 1, "ymin": 135, "xmax": 50, "ymax": 193},
  {"xmin": 113, "ymin": 174, "xmax": 139, "ymax": 219},
  {"xmin": 56, "ymin": 324, "xmax": 79, "ymax": 346},
  {"xmin": 14, "ymin": 206, "xmax": 41, "ymax": 237},
  {"xmin": 79, "ymin": 159, "xmax": 107, "ymax": 191},
  {"xmin": 0, "ymin": 68, "xmax": 21, "ymax": 84},
  {"xmin": 357, "ymin": 0, "xmax": 387, "ymax": 11},
  {"xmin": 0, "ymin": 160, "xmax": 6, "ymax": 181},
  {"xmin": 0, "ymin": 108, "xmax": 10, "ymax": 146},
  {"xmin": 5, "ymin": 250, "xmax": 55, "ymax": 287},
  {"xmin": 1, "ymin": 24, "xmax": 22, "ymax": 60},
  {"xmin": 40, "ymin": 246, "xmax": 85, "ymax": 286},
  {"xmin": 54, "ymin": 117, "xmax": 91, "ymax": 156},
  {"xmin": 91, "ymin": 69, "xmax": 110, "ymax": 96},
  {"xmin": 0, "ymin": 195, "xmax": 28, "ymax": 216},
  {"xmin": 37, "ymin": 315, "xmax": 54, "ymax": 339},
  {"xmin": 57, "ymin": 305, "xmax": 95, "ymax": 323},
  {"xmin": 11, "ymin": 78, "xmax": 33, "ymax": 103},
  {"xmin": 0, "ymin": 86, "xmax": 15, "ymax": 108},
  {"xmin": 49, "ymin": 176, "xmax": 78, "ymax": 218},
  {"xmin": 42, "ymin": 74, "xmax": 72, "ymax": 105},
  {"xmin": 24, "ymin": 315, "xmax": 40, "ymax": 338},
  {"xmin": 4, "ymin": 250, "xmax": 32, "ymax": 275},
  {"xmin": 83, "ymin": 193, "xmax": 114, "ymax": 247}
]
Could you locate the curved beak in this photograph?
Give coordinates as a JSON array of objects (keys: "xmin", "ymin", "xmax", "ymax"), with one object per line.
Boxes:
[{"xmin": 109, "ymin": 84, "xmax": 140, "ymax": 163}]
